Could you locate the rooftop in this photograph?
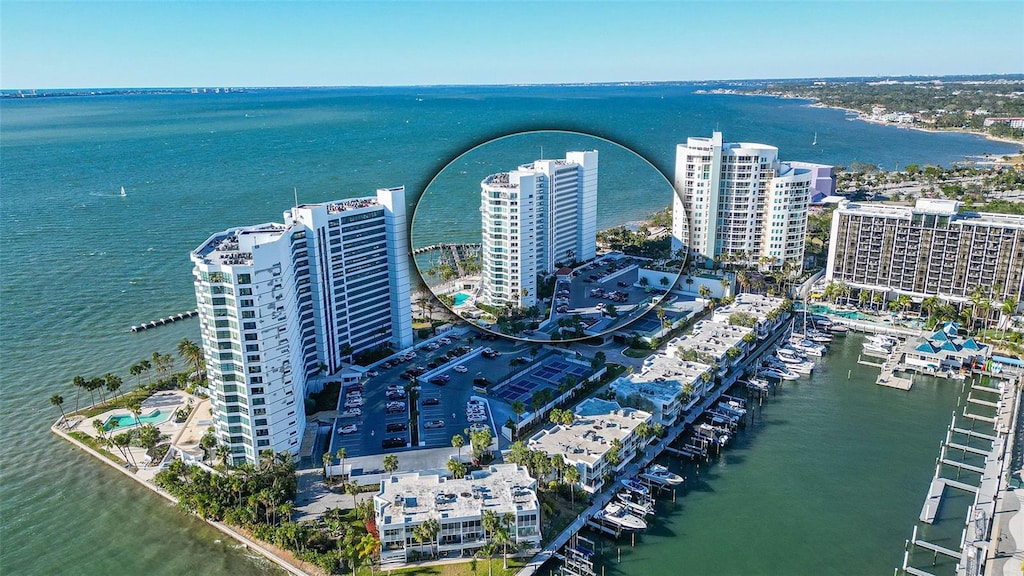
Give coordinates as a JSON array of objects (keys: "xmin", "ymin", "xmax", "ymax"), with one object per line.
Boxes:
[
  {"xmin": 527, "ymin": 399, "xmax": 651, "ymax": 466},
  {"xmin": 670, "ymin": 321, "xmax": 752, "ymax": 360},
  {"xmin": 375, "ymin": 464, "xmax": 537, "ymax": 528},
  {"xmin": 613, "ymin": 353, "xmax": 712, "ymax": 405},
  {"xmin": 713, "ymin": 293, "xmax": 785, "ymax": 325},
  {"xmin": 836, "ymin": 199, "xmax": 1024, "ymax": 229}
]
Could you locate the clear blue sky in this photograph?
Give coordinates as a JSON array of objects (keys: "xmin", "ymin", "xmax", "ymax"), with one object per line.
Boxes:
[{"xmin": 2, "ymin": 1, "xmax": 1022, "ymax": 89}]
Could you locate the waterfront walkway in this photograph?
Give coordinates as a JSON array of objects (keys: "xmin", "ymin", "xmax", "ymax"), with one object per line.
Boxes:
[{"xmin": 515, "ymin": 316, "xmax": 794, "ymax": 576}]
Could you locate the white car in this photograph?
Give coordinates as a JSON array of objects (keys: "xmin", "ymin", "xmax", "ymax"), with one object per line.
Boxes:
[
  {"xmin": 469, "ymin": 423, "xmax": 489, "ymax": 433},
  {"xmin": 366, "ymin": 370, "xmax": 379, "ymax": 378},
  {"xmin": 343, "ymin": 399, "xmax": 363, "ymax": 409},
  {"xmin": 453, "ymin": 365, "xmax": 468, "ymax": 373},
  {"xmin": 338, "ymin": 424, "xmax": 358, "ymax": 435},
  {"xmin": 439, "ymin": 337, "xmax": 451, "ymax": 345},
  {"xmin": 340, "ymin": 408, "xmax": 361, "ymax": 418},
  {"xmin": 467, "ymin": 414, "xmax": 487, "ymax": 423}
]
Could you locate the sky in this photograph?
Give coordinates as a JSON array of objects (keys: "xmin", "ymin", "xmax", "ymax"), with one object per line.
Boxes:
[{"xmin": 1, "ymin": 1, "xmax": 1022, "ymax": 89}]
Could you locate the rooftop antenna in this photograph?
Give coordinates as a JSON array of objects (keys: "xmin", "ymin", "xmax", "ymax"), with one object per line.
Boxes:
[
  {"xmin": 293, "ymin": 187, "xmax": 299, "ymax": 208},
  {"xmin": 540, "ymin": 145, "xmax": 544, "ymax": 160}
]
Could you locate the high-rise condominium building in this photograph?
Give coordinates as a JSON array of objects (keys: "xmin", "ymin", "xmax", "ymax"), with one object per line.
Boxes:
[
  {"xmin": 190, "ymin": 187, "xmax": 413, "ymax": 464},
  {"xmin": 671, "ymin": 132, "xmax": 815, "ymax": 270},
  {"xmin": 825, "ymin": 198, "xmax": 1024, "ymax": 312},
  {"xmin": 480, "ymin": 151, "xmax": 598, "ymax": 308}
]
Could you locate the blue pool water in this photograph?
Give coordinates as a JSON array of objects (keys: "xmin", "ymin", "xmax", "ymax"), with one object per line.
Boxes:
[
  {"xmin": 103, "ymin": 410, "xmax": 170, "ymax": 430},
  {"xmin": 453, "ymin": 292, "xmax": 471, "ymax": 306}
]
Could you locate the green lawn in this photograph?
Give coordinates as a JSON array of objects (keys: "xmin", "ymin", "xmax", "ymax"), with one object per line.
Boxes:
[
  {"xmin": 366, "ymin": 557, "xmax": 525, "ymax": 576},
  {"xmin": 622, "ymin": 348, "xmax": 651, "ymax": 358}
]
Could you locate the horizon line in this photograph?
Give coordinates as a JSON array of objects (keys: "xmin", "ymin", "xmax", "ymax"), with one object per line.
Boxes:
[{"xmin": 3, "ymin": 73, "xmax": 1023, "ymax": 93}]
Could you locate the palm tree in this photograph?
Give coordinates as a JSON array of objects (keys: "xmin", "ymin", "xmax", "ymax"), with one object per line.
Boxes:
[
  {"xmin": 105, "ymin": 373, "xmax": 123, "ymax": 401},
  {"xmin": 510, "ymin": 400, "xmax": 526, "ymax": 424},
  {"xmin": 451, "ymin": 434, "xmax": 465, "ymax": 462},
  {"xmin": 71, "ymin": 375, "xmax": 86, "ymax": 412},
  {"xmin": 872, "ymin": 292, "xmax": 884, "ymax": 311},
  {"xmin": 698, "ymin": 284, "xmax": 712, "ymax": 301},
  {"xmin": 177, "ymin": 338, "xmax": 205, "ymax": 380},
  {"xmin": 413, "ymin": 518, "xmax": 440, "ymax": 558},
  {"xmin": 383, "ymin": 454, "xmax": 398, "ymax": 474},
  {"xmin": 336, "ymin": 448, "xmax": 347, "ymax": 481},
  {"xmin": 49, "ymin": 394, "xmax": 68, "ymax": 426},
  {"xmin": 1001, "ymin": 296, "xmax": 1019, "ymax": 339},
  {"xmin": 447, "ymin": 457, "xmax": 467, "ymax": 479},
  {"xmin": 129, "ymin": 363, "xmax": 143, "ymax": 389},
  {"xmin": 139, "ymin": 359, "xmax": 153, "ymax": 387},
  {"xmin": 564, "ymin": 465, "xmax": 581, "ymax": 508},
  {"xmin": 216, "ymin": 444, "xmax": 231, "ymax": 469},
  {"xmin": 126, "ymin": 397, "xmax": 144, "ymax": 427},
  {"xmin": 322, "ymin": 451, "xmax": 333, "ymax": 480}
]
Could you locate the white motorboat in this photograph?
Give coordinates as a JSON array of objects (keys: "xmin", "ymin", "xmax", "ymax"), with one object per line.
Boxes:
[
  {"xmin": 806, "ymin": 330, "xmax": 833, "ymax": 343},
  {"xmin": 616, "ymin": 490, "xmax": 655, "ymax": 517},
  {"xmin": 596, "ymin": 502, "xmax": 647, "ymax": 531},
  {"xmin": 775, "ymin": 347, "xmax": 807, "ymax": 364},
  {"xmin": 769, "ymin": 356, "xmax": 813, "ymax": 374},
  {"xmin": 829, "ymin": 324, "xmax": 849, "ymax": 334},
  {"xmin": 640, "ymin": 463, "xmax": 684, "ymax": 486},
  {"xmin": 758, "ymin": 365, "xmax": 799, "ymax": 381},
  {"xmin": 867, "ymin": 335, "xmax": 898, "ymax": 348},
  {"xmin": 620, "ymin": 477, "xmax": 650, "ymax": 497}
]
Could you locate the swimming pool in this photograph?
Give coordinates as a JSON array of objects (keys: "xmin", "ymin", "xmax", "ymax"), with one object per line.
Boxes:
[
  {"xmin": 453, "ymin": 292, "xmax": 471, "ymax": 307},
  {"xmin": 103, "ymin": 409, "xmax": 171, "ymax": 430}
]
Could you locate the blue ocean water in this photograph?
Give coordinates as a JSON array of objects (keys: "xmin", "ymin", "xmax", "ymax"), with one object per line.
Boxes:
[{"xmin": 0, "ymin": 85, "xmax": 1016, "ymax": 575}]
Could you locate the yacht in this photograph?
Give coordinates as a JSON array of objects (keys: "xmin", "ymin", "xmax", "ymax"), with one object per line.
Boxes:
[
  {"xmin": 769, "ymin": 355, "xmax": 813, "ymax": 374},
  {"xmin": 620, "ymin": 477, "xmax": 650, "ymax": 497},
  {"xmin": 616, "ymin": 490, "xmax": 655, "ymax": 517},
  {"xmin": 717, "ymin": 401, "xmax": 747, "ymax": 418},
  {"xmin": 758, "ymin": 365, "xmax": 799, "ymax": 381},
  {"xmin": 696, "ymin": 423, "xmax": 731, "ymax": 446},
  {"xmin": 740, "ymin": 377, "xmax": 771, "ymax": 393},
  {"xmin": 775, "ymin": 347, "xmax": 807, "ymax": 364},
  {"xmin": 867, "ymin": 335, "xmax": 898, "ymax": 348},
  {"xmin": 829, "ymin": 324, "xmax": 849, "ymax": 334},
  {"xmin": 805, "ymin": 330, "xmax": 833, "ymax": 343},
  {"xmin": 640, "ymin": 464, "xmax": 685, "ymax": 486},
  {"xmin": 789, "ymin": 338, "xmax": 825, "ymax": 357},
  {"xmin": 595, "ymin": 501, "xmax": 647, "ymax": 531}
]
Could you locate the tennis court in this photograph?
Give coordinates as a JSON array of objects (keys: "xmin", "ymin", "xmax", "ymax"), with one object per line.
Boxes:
[{"xmin": 493, "ymin": 356, "xmax": 596, "ymax": 405}]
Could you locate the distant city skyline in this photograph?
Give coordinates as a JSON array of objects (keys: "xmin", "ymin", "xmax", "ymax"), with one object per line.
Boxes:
[{"xmin": 1, "ymin": 1, "xmax": 1022, "ymax": 89}]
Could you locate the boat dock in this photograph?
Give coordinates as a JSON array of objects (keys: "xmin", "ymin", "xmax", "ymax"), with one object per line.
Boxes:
[
  {"xmin": 130, "ymin": 309, "xmax": 198, "ymax": 332},
  {"xmin": 514, "ymin": 318, "xmax": 796, "ymax": 576},
  {"xmin": 900, "ymin": 374, "xmax": 1022, "ymax": 576}
]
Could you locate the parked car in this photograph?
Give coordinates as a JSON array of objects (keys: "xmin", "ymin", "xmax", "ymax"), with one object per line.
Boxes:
[
  {"xmin": 473, "ymin": 377, "xmax": 491, "ymax": 387},
  {"xmin": 422, "ymin": 397, "xmax": 441, "ymax": 406},
  {"xmin": 340, "ymin": 408, "xmax": 361, "ymax": 418},
  {"xmin": 429, "ymin": 375, "xmax": 450, "ymax": 386},
  {"xmin": 386, "ymin": 390, "xmax": 407, "ymax": 400},
  {"xmin": 439, "ymin": 337, "xmax": 451, "ymax": 345},
  {"xmin": 467, "ymin": 413, "xmax": 487, "ymax": 423},
  {"xmin": 469, "ymin": 423, "xmax": 489, "ymax": 433},
  {"xmin": 344, "ymin": 399, "xmax": 363, "ymax": 409},
  {"xmin": 453, "ymin": 365, "xmax": 468, "ymax": 373},
  {"xmin": 366, "ymin": 370, "xmax": 379, "ymax": 378},
  {"xmin": 338, "ymin": 424, "xmax": 358, "ymax": 435},
  {"xmin": 382, "ymin": 437, "xmax": 406, "ymax": 449},
  {"xmin": 386, "ymin": 422, "xmax": 408, "ymax": 433},
  {"xmin": 424, "ymin": 419, "xmax": 445, "ymax": 430},
  {"xmin": 617, "ymin": 281, "xmax": 630, "ymax": 287}
]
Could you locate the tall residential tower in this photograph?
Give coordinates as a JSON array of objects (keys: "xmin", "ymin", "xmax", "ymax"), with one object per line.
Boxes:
[
  {"xmin": 480, "ymin": 151, "xmax": 598, "ymax": 309},
  {"xmin": 190, "ymin": 187, "xmax": 413, "ymax": 464},
  {"xmin": 671, "ymin": 132, "xmax": 817, "ymax": 270}
]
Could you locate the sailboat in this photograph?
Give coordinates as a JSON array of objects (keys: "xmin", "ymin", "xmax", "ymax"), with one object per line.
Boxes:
[
  {"xmin": 812, "ymin": 132, "xmax": 818, "ymax": 146},
  {"xmin": 120, "ymin": 186, "xmax": 127, "ymax": 197}
]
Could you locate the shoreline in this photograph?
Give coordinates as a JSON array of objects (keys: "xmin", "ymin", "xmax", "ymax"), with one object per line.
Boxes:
[
  {"xmin": 49, "ymin": 422, "xmax": 317, "ymax": 576},
  {"xmin": 730, "ymin": 90, "xmax": 1024, "ymax": 147}
]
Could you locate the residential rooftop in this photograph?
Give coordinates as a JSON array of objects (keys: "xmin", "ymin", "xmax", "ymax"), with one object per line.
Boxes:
[
  {"xmin": 670, "ymin": 321, "xmax": 752, "ymax": 360},
  {"xmin": 713, "ymin": 293, "xmax": 786, "ymax": 324},
  {"xmin": 375, "ymin": 464, "xmax": 537, "ymax": 528},
  {"xmin": 613, "ymin": 353, "xmax": 712, "ymax": 405},
  {"xmin": 836, "ymin": 199, "xmax": 1024, "ymax": 229},
  {"xmin": 527, "ymin": 398, "xmax": 651, "ymax": 466}
]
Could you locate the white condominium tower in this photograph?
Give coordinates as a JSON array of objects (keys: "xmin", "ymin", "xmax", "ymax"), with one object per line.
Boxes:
[
  {"xmin": 671, "ymin": 132, "xmax": 814, "ymax": 270},
  {"xmin": 480, "ymin": 150, "xmax": 598, "ymax": 309},
  {"xmin": 190, "ymin": 187, "xmax": 413, "ymax": 464}
]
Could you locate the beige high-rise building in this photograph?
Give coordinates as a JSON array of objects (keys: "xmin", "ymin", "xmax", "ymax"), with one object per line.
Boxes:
[{"xmin": 825, "ymin": 198, "xmax": 1024, "ymax": 313}]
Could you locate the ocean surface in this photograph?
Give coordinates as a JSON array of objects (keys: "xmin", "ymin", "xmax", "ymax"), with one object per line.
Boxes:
[{"xmin": 0, "ymin": 85, "xmax": 1017, "ymax": 575}]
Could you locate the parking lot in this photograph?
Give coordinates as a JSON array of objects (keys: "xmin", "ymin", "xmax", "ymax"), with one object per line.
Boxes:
[
  {"xmin": 545, "ymin": 256, "xmax": 675, "ymax": 338},
  {"xmin": 326, "ymin": 330, "xmax": 530, "ymax": 459}
]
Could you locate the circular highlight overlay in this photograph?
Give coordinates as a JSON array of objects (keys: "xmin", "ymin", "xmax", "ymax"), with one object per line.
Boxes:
[{"xmin": 411, "ymin": 130, "xmax": 687, "ymax": 344}]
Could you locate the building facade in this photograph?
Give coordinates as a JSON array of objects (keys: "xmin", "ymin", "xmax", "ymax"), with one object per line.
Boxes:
[
  {"xmin": 375, "ymin": 464, "xmax": 540, "ymax": 565},
  {"xmin": 671, "ymin": 132, "xmax": 817, "ymax": 270},
  {"xmin": 480, "ymin": 151, "xmax": 598, "ymax": 308},
  {"xmin": 825, "ymin": 198, "xmax": 1024, "ymax": 312},
  {"xmin": 527, "ymin": 398, "xmax": 651, "ymax": 494},
  {"xmin": 191, "ymin": 187, "xmax": 413, "ymax": 464}
]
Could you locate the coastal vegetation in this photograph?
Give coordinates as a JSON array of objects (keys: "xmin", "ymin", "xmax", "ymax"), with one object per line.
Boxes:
[
  {"xmin": 740, "ymin": 76, "xmax": 1024, "ymax": 141},
  {"xmin": 595, "ymin": 207, "xmax": 674, "ymax": 260}
]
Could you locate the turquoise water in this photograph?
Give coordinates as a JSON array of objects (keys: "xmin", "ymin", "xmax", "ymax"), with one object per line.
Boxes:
[
  {"xmin": 1, "ymin": 85, "xmax": 1016, "ymax": 576},
  {"xmin": 103, "ymin": 409, "xmax": 170, "ymax": 429},
  {"xmin": 595, "ymin": 334, "xmax": 961, "ymax": 575},
  {"xmin": 453, "ymin": 292, "xmax": 471, "ymax": 306}
]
